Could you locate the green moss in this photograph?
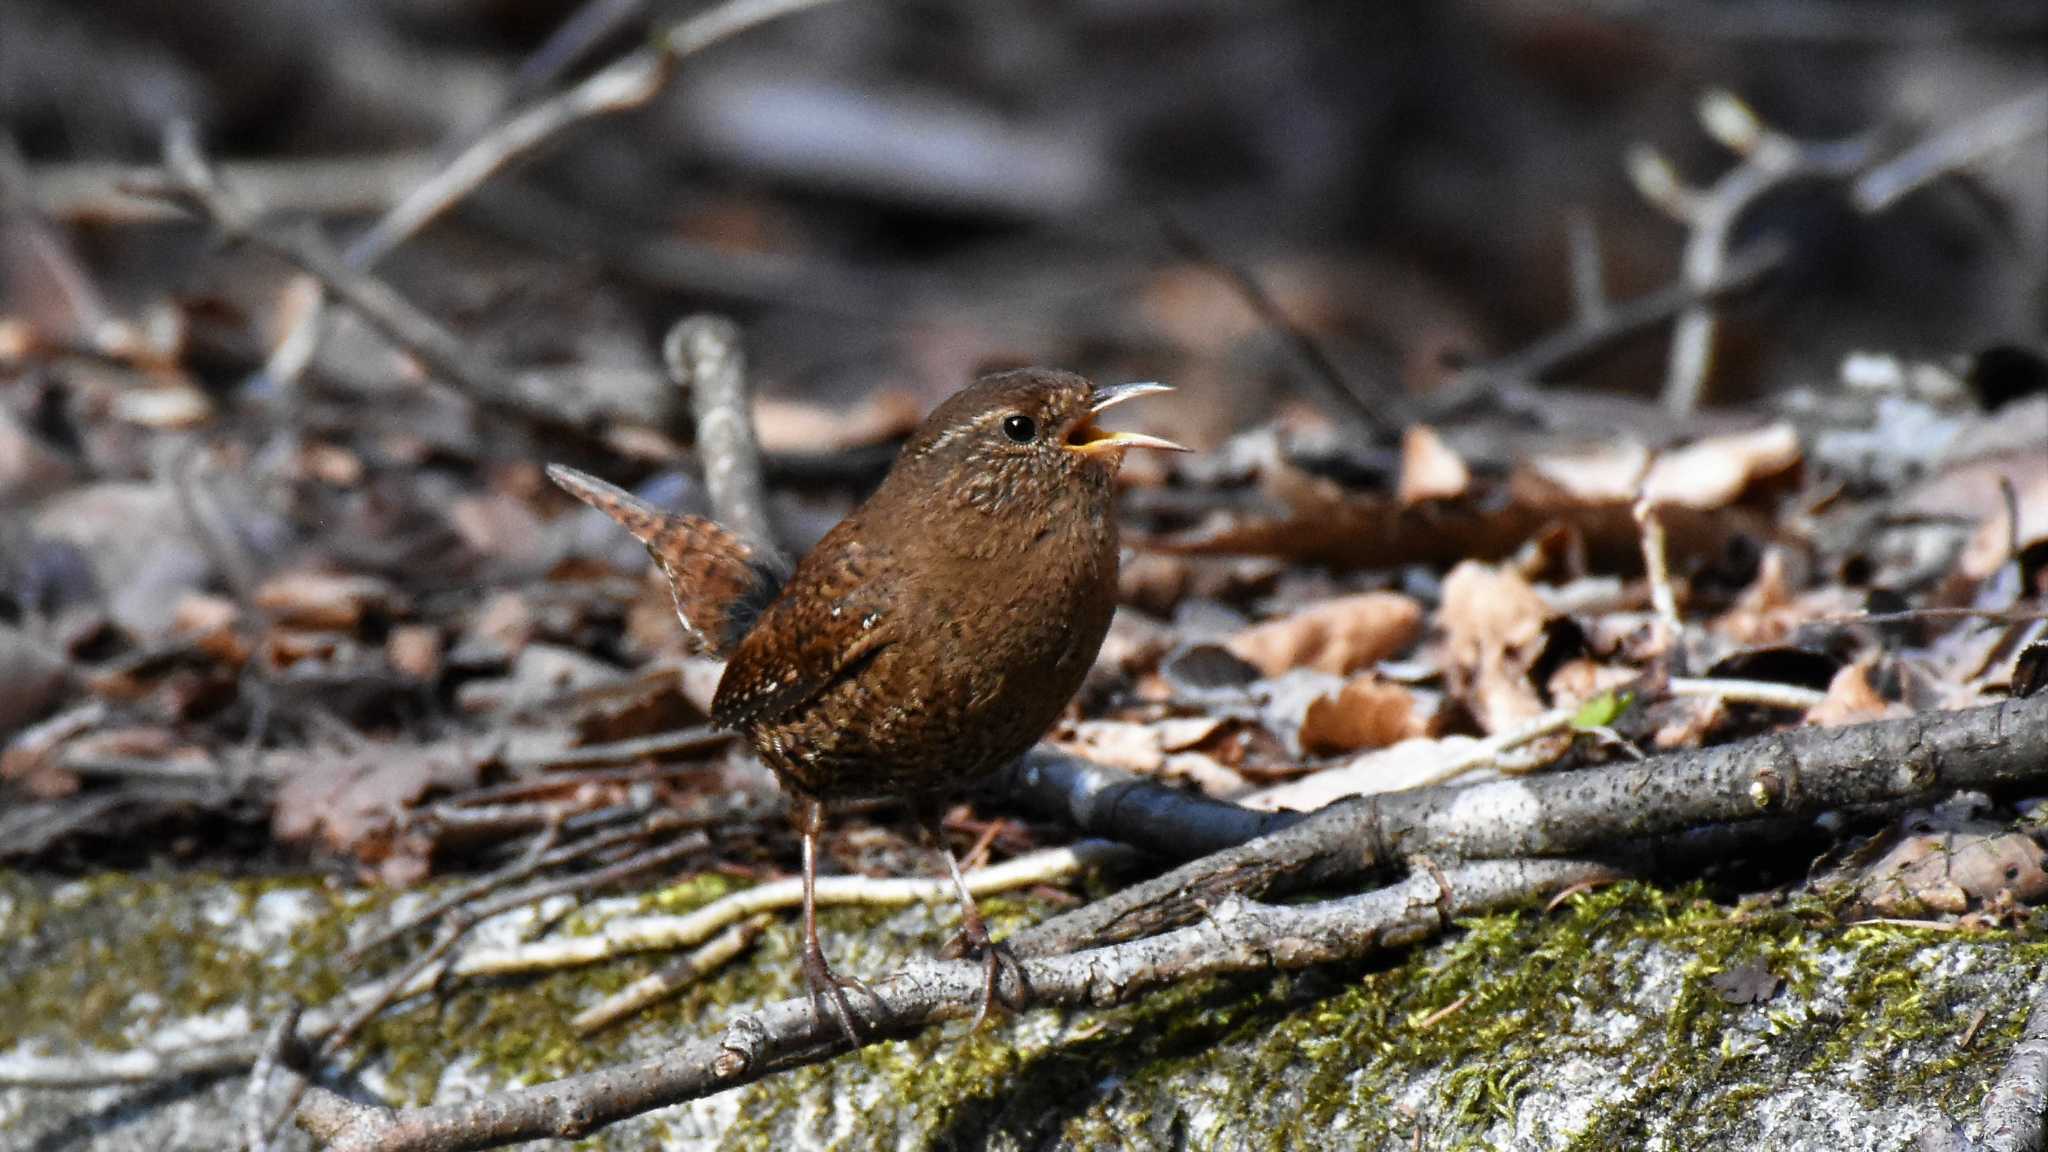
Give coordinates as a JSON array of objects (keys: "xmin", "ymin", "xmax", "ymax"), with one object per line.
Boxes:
[
  {"xmin": 3, "ymin": 872, "xmax": 2035, "ymax": 1149},
  {"xmin": 0, "ymin": 872, "xmax": 382, "ymax": 1053}
]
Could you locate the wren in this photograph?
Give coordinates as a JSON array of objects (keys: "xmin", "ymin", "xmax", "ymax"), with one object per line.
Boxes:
[{"xmin": 549, "ymin": 368, "xmax": 1183, "ymax": 1037}]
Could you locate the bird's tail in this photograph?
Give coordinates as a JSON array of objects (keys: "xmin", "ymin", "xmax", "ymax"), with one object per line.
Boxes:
[{"xmin": 547, "ymin": 464, "xmax": 782, "ymax": 659}]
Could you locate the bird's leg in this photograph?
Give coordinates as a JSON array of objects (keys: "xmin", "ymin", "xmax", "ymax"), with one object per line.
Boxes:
[
  {"xmin": 926, "ymin": 811, "xmax": 1027, "ymax": 1026},
  {"xmin": 794, "ymin": 797, "xmax": 874, "ymax": 1045}
]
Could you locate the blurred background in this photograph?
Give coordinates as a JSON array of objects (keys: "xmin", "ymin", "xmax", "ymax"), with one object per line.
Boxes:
[
  {"xmin": 6, "ymin": 0, "xmax": 2043, "ymax": 434},
  {"xmin": 2, "ymin": 1, "xmax": 2045, "ymax": 867}
]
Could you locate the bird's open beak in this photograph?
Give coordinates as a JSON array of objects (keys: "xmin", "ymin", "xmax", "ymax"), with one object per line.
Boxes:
[{"xmin": 1066, "ymin": 382, "xmax": 1188, "ymax": 456}]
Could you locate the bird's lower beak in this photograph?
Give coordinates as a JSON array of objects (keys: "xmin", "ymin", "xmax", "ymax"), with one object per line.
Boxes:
[{"xmin": 1066, "ymin": 382, "xmax": 1188, "ymax": 456}]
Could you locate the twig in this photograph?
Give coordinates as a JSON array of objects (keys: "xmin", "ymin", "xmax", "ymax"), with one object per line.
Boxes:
[
  {"xmin": 1635, "ymin": 496, "xmax": 1685, "ymax": 651},
  {"xmin": 1450, "ymin": 236, "xmax": 1786, "ymax": 398},
  {"xmin": 1667, "ymin": 676, "xmax": 1828, "ymax": 712},
  {"xmin": 1854, "ymin": 88, "xmax": 2048, "ymax": 213},
  {"xmin": 132, "ymin": 125, "xmax": 588, "ymax": 429},
  {"xmin": 342, "ymin": 0, "xmax": 847, "ymax": 270},
  {"xmin": 1565, "ymin": 208, "xmax": 1609, "ymax": 327},
  {"xmin": 1008, "ymin": 694, "xmax": 2048, "ymax": 958},
  {"xmin": 1155, "ymin": 208, "xmax": 1399, "ymax": 440},
  {"xmin": 345, "ymin": 814, "xmax": 680, "ymax": 965},
  {"xmin": 498, "ymin": 725, "xmax": 734, "ymax": 771},
  {"xmin": 435, "ymin": 840, "xmax": 1130, "ymax": 980},
  {"xmin": 1628, "ymin": 90, "xmax": 1882, "ymax": 413},
  {"xmin": 666, "ymin": 315, "xmax": 778, "ymax": 551},
  {"xmin": 294, "ymin": 857, "xmax": 1613, "ymax": 1152},
  {"xmin": 1411, "ymin": 704, "xmax": 1581, "ymax": 789},
  {"xmin": 571, "ymin": 914, "xmax": 774, "ymax": 1034},
  {"xmin": 242, "ymin": 1003, "xmax": 304, "ymax": 1152}
]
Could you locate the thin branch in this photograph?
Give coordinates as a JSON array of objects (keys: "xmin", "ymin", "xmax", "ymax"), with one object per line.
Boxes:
[
  {"xmin": 436, "ymin": 840, "xmax": 1130, "ymax": 980},
  {"xmin": 571, "ymin": 914, "xmax": 774, "ymax": 1034},
  {"xmin": 295, "ymin": 857, "xmax": 1613, "ymax": 1152},
  {"xmin": 1009, "ymin": 694, "xmax": 2048, "ymax": 957},
  {"xmin": 1628, "ymin": 90, "xmax": 1882, "ymax": 414},
  {"xmin": 666, "ymin": 315, "xmax": 778, "ymax": 551},
  {"xmin": 1155, "ymin": 208, "xmax": 1399, "ymax": 441},
  {"xmin": 1855, "ymin": 87, "xmax": 2048, "ymax": 213},
  {"xmin": 1438, "ymin": 236, "xmax": 1786, "ymax": 407},
  {"xmin": 342, "ymin": 0, "xmax": 847, "ymax": 270},
  {"xmin": 133, "ymin": 125, "xmax": 595, "ymax": 429}
]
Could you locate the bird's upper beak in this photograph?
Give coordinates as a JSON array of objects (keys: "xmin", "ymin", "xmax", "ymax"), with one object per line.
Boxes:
[{"xmin": 1065, "ymin": 382, "xmax": 1188, "ymax": 456}]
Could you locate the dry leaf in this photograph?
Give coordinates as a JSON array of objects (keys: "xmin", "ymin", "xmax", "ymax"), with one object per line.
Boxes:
[
  {"xmin": 0, "ymin": 625, "xmax": 70, "ymax": 735},
  {"xmin": 254, "ymin": 571, "xmax": 400, "ymax": 631},
  {"xmin": 272, "ymin": 743, "xmax": 481, "ymax": 883},
  {"xmin": 1298, "ymin": 676, "xmax": 1426, "ymax": 756},
  {"xmin": 753, "ymin": 390, "xmax": 923, "ymax": 455},
  {"xmin": 1902, "ymin": 452, "xmax": 2048, "ymax": 583},
  {"xmin": 1640, "ymin": 423, "xmax": 1801, "ymax": 510},
  {"xmin": 1843, "ymin": 817, "xmax": 2048, "ymax": 916},
  {"xmin": 1243, "ymin": 734, "xmax": 1496, "ymax": 811},
  {"xmin": 1440, "ymin": 561, "xmax": 1552, "ymax": 732},
  {"xmin": 1057, "ymin": 716, "xmax": 1228, "ymax": 775},
  {"xmin": 1807, "ymin": 662, "xmax": 1898, "ymax": 728},
  {"xmin": 1398, "ymin": 424, "xmax": 1470, "ymax": 505},
  {"xmin": 1522, "ymin": 441, "xmax": 1649, "ymax": 504},
  {"xmin": 386, "ymin": 625, "xmax": 444, "ymax": 682},
  {"xmin": 1225, "ymin": 591, "xmax": 1422, "ymax": 677}
]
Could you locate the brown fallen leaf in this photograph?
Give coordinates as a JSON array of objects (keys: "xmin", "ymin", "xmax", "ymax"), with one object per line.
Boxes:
[
  {"xmin": 1807, "ymin": 662, "xmax": 1900, "ymax": 728},
  {"xmin": 1523, "ymin": 441, "xmax": 1650, "ymax": 504},
  {"xmin": 1398, "ymin": 424, "xmax": 1471, "ymax": 505},
  {"xmin": 386, "ymin": 624, "xmax": 444, "ymax": 683},
  {"xmin": 254, "ymin": 570, "xmax": 402, "ymax": 631},
  {"xmin": 1225, "ymin": 592, "xmax": 1422, "ymax": 677},
  {"xmin": 753, "ymin": 390, "xmax": 924, "ymax": 455},
  {"xmin": 1, "ymin": 701, "xmax": 103, "ymax": 797},
  {"xmin": 271, "ymin": 742, "xmax": 482, "ymax": 884},
  {"xmin": 1440, "ymin": 561, "xmax": 1552, "ymax": 732},
  {"xmin": 1055, "ymin": 716, "xmax": 1229, "ymax": 774},
  {"xmin": 1298, "ymin": 675, "xmax": 1428, "ymax": 756},
  {"xmin": 1836, "ymin": 814, "xmax": 2048, "ymax": 917},
  {"xmin": 1639, "ymin": 423, "xmax": 1801, "ymax": 510},
  {"xmin": 0, "ymin": 625, "xmax": 71, "ymax": 736}
]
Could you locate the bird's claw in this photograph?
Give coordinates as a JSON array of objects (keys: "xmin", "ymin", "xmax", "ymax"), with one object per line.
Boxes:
[
  {"xmin": 942, "ymin": 921, "xmax": 1027, "ymax": 1027},
  {"xmin": 801, "ymin": 942, "xmax": 879, "ymax": 1046}
]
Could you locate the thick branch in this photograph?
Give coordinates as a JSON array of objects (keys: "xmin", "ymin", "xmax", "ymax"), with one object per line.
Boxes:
[
  {"xmin": 295, "ymin": 857, "xmax": 1610, "ymax": 1152},
  {"xmin": 1012, "ymin": 694, "xmax": 2048, "ymax": 956}
]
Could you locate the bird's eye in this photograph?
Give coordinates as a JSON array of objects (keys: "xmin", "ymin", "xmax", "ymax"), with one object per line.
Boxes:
[{"xmin": 1001, "ymin": 414, "xmax": 1037, "ymax": 443}]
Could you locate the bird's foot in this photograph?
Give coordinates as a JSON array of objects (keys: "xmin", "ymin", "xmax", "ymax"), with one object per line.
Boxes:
[
  {"xmin": 801, "ymin": 941, "xmax": 878, "ymax": 1046},
  {"xmin": 941, "ymin": 919, "xmax": 1028, "ymax": 1027}
]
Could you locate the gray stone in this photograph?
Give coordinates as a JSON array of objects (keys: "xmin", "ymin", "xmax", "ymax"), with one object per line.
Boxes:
[{"xmin": 0, "ymin": 872, "xmax": 2023, "ymax": 1151}]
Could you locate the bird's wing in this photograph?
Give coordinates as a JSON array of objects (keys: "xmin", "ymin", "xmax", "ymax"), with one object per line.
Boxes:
[
  {"xmin": 547, "ymin": 465, "xmax": 782, "ymax": 659},
  {"xmin": 710, "ymin": 522, "xmax": 895, "ymax": 732}
]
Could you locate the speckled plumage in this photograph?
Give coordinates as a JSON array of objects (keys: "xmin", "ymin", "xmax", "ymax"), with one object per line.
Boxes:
[
  {"xmin": 713, "ymin": 369, "xmax": 1123, "ymax": 804},
  {"xmin": 552, "ymin": 366, "xmax": 1179, "ymax": 1034}
]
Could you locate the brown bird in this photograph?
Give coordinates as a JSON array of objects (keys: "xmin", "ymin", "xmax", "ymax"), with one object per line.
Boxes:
[{"xmin": 548, "ymin": 368, "xmax": 1182, "ymax": 1036}]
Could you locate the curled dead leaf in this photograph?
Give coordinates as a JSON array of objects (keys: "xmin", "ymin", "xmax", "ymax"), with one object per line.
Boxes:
[
  {"xmin": 1807, "ymin": 662, "xmax": 1899, "ymax": 728},
  {"xmin": 1298, "ymin": 676, "xmax": 1428, "ymax": 756},
  {"xmin": 1224, "ymin": 592, "xmax": 1422, "ymax": 677},
  {"xmin": 1639, "ymin": 423, "xmax": 1801, "ymax": 510},
  {"xmin": 1398, "ymin": 424, "xmax": 1470, "ymax": 505},
  {"xmin": 1440, "ymin": 561, "xmax": 1553, "ymax": 732},
  {"xmin": 254, "ymin": 571, "xmax": 401, "ymax": 631},
  {"xmin": 754, "ymin": 390, "xmax": 923, "ymax": 455}
]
